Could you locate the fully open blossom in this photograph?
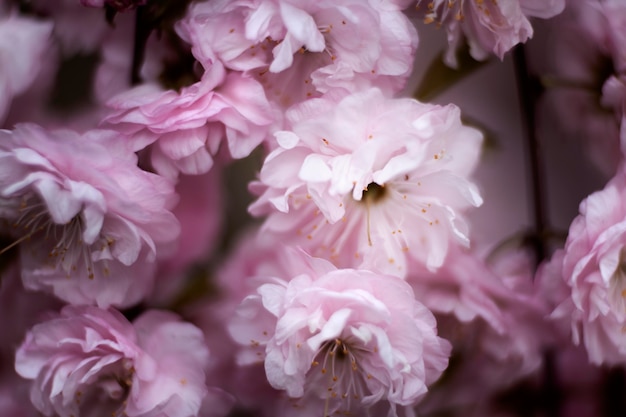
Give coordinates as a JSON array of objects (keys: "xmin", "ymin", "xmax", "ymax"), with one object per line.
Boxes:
[
  {"xmin": 228, "ymin": 248, "xmax": 450, "ymax": 417},
  {"xmin": 15, "ymin": 305, "xmax": 214, "ymax": 417},
  {"xmin": 103, "ymin": 62, "xmax": 275, "ymax": 179},
  {"xmin": 0, "ymin": 124, "xmax": 180, "ymax": 308},
  {"xmin": 249, "ymin": 88, "xmax": 483, "ymax": 276},
  {"xmin": 413, "ymin": 0, "xmax": 564, "ymax": 66},
  {"xmin": 177, "ymin": 0, "xmax": 418, "ymax": 107},
  {"xmin": 0, "ymin": 13, "xmax": 53, "ymax": 123},
  {"xmin": 548, "ymin": 164, "xmax": 626, "ymax": 365}
]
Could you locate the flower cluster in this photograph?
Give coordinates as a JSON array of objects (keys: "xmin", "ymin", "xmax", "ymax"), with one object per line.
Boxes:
[{"xmin": 3, "ymin": 0, "xmax": 626, "ymax": 416}]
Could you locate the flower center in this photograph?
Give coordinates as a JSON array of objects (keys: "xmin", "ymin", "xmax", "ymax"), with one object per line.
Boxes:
[
  {"xmin": 4, "ymin": 195, "xmax": 113, "ymax": 279},
  {"xmin": 609, "ymin": 251, "xmax": 626, "ymax": 312},
  {"xmin": 310, "ymin": 338, "xmax": 371, "ymax": 416},
  {"xmin": 416, "ymin": 0, "xmax": 465, "ymax": 24},
  {"xmin": 362, "ymin": 182, "xmax": 386, "ymax": 205}
]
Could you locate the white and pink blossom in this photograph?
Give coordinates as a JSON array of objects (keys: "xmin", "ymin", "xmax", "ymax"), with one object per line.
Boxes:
[
  {"xmin": 228, "ymin": 248, "xmax": 451, "ymax": 417},
  {"xmin": 250, "ymin": 88, "xmax": 483, "ymax": 276},
  {"xmin": 103, "ymin": 63, "xmax": 275, "ymax": 179},
  {"xmin": 177, "ymin": 0, "xmax": 418, "ymax": 106}
]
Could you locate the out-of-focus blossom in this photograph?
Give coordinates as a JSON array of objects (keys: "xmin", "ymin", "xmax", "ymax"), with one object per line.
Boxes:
[
  {"xmin": 415, "ymin": 245, "xmax": 553, "ymax": 416},
  {"xmin": 0, "ymin": 13, "xmax": 54, "ymax": 123},
  {"xmin": 93, "ymin": 12, "xmax": 172, "ymax": 105},
  {"xmin": 250, "ymin": 88, "xmax": 483, "ymax": 276},
  {"xmin": 189, "ymin": 227, "xmax": 290, "ymax": 415},
  {"xmin": 177, "ymin": 0, "xmax": 418, "ymax": 107},
  {"xmin": 228, "ymin": 248, "xmax": 451, "ymax": 417},
  {"xmin": 103, "ymin": 62, "xmax": 275, "ymax": 179},
  {"xmin": 30, "ymin": 0, "xmax": 112, "ymax": 54},
  {"xmin": 547, "ymin": 164, "xmax": 626, "ymax": 365},
  {"xmin": 537, "ymin": 0, "xmax": 626, "ymax": 178},
  {"xmin": 413, "ymin": 0, "xmax": 564, "ymax": 67},
  {"xmin": 15, "ymin": 305, "xmax": 217, "ymax": 417},
  {"xmin": 0, "ymin": 124, "xmax": 180, "ymax": 308},
  {"xmin": 81, "ymin": 0, "xmax": 147, "ymax": 11}
]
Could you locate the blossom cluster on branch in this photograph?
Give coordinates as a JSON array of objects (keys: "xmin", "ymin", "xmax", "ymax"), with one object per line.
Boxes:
[{"xmin": 3, "ymin": 0, "xmax": 626, "ymax": 416}]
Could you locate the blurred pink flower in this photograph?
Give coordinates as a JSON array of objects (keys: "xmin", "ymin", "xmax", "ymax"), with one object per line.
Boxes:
[
  {"xmin": 29, "ymin": 0, "xmax": 112, "ymax": 55},
  {"xmin": 103, "ymin": 63, "xmax": 275, "ymax": 179},
  {"xmin": 0, "ymin": 124, "xmax": 180, "ymax": 308},
  {"xmin": 550, "ymin": 164, "xmax": 626, "ymax": 365},
  {"xmin": 177, "ymin": 0, "xmax": 418, "ymax": 107},
  {"xmin": 537, "ymin": 0, "xmax": 626, "ymax": 178},
  {"xmin": 415, "ymin": 245, "xmax": 553, "ymax": 416},
  {"xmin": 0, "ymin": 13, "xmax": 53, "ymax": 123},
  {"xmin": 228, "ymin": 248, "xmax": 450, "ymax": 417},
  {"xmin": 413, "ymin": 0, "xmax": 564, "ymax": 66},
  {"xmin": 15, "ymin": 305, "xmax": 216, "ymax": 417},
  {"xmin": 249, "ymin": 88, "xmax": 483, "ymax": 276}
]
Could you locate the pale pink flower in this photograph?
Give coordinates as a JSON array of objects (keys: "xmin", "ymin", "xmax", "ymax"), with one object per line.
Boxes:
[
  {"xmin": 228, "ymin": 248, "xmax": 451, "ymax": 417},
  {"xmin": 103, "ymin": 63, "xmax": 275, "ymax": 179},
  {"xmin": 249, "ymin": 88, "xmax": 483, "ymax": 276},
  {"xmin": 550, "ymin": 163, "xmax": 626, "ymax": 365},
  {"xmin": 177, "ymin": 0, "xmax": 418, "ymax": 106},
  {"xmin": 15, "ymin": 305, "xmax": 215, "ymax": 417},
  {"xmin": 0, "ymin": 13, "xmax": 54, "ymax": 123},
  {"xmin": 0, "ymin": 124, "xmax": 180, "ymax": 308},
  {"xmin": 413, "ymin": 0, "xmax": 564, "ymax": 66}
]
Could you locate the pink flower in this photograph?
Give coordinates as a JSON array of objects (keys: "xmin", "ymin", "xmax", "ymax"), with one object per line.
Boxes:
[
  {"xmin": 413, "ymin": 0, "xmax": 564, "ymax": 66},
  {"xmin": 228, "ymin": 248, "xmax": 451, "ymax": 417},
  {"xmin": 0, "ymin": 13, "xmax": 54, "ymax": 123},
  {"xmin": 15, "ymin": 305, "xmax": 215, "ymax": 417},
  {"xmin": 414, "ymin": 246, "xmax": 553, "ymax": 416},
  {"xmin": 249, "ymin": 88, "xmax": 483, "ymax": 276},
  {"xmin": 177, "ymin": 0, "xmax": 418, "ymax": 106},
  {"xmin": 103, "ymin": 63, "xmax": 275, "ymax": 179},
  {"xmin": 551, "ymin": 164, "xmax": 626, "ymax": 365},
  {"xmin": 0, "ymin": 124, "xmax": 180, "ymax": 308}
]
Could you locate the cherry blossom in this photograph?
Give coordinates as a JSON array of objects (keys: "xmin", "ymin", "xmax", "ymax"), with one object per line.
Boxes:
[
  {"xmin": 250, "ymin": 88, "xmax": 483, "ymax": 276},
  {"xmin": 15, "ymin": 305, "xmax": 217, "ymax": 417},
  {"xmin": 103, "ymin": 62, "xmax": 275, "ymax": 179},
  {"xmin": 547, "ymin": 164, "xmax": 626, "ymax": 365},
  {"xmin": 0, "ymin": 124, "xmax": 180, "ymax": 308},
  {"xmin": 228, "ymin": 248, "xmax": 451, "ymax": 417},
  {"xmin": 177, "ymin": 0, "xmax": 418, "ymax": 107},
  {"xmin": 413, "ymin": 0, "xmax": 565, "ymax": 66}
]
